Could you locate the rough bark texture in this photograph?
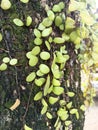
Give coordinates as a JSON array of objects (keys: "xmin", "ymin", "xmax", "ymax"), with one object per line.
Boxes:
[{"xmin": 0, "ymin": 0, "xmax": 85, "ymax": 130}]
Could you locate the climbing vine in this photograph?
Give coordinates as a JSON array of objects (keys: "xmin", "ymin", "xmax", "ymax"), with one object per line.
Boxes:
[{"xmin": 0, "ymin": 0, "xmax": 98, "ymax": 130}]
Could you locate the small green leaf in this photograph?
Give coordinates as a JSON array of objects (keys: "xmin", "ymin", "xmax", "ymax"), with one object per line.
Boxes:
[
  {"xmin": 42, "ymin": 18, "xmax": 53, "ymax": 27},
  {"xmin": 52, "ymin": 78, "xmax": 61, "ymax": 87},
  {"xmin": 47, "ymin": 10, "xmax": 55, "ymax": 21},
  {"xmin": 65, "ymin": 120, "xmax": 72, "ymax": 126},
  {"xmin": 46, "ymin": 112, "xmax": 53, "ymax": 119},
  {"xmin": 26, "ymin": 16, "xmax": 32, "ymax": 26},
  {"xmin": 9, "ymin": 58, "xmax": 18, "ymax": 65},
  {"xmin": 49, "ymin": 97, "xmax": 58, "ymax": 105},
  {"xmin": 59, "ymin": 100, "xmax": 66, "ymax": 106},
  {"xmin": 2, "ymin": 57, "xmax": 10, "ymax": 63},
  {"xmin": 39, "ymin": 64, "xmax": 50, "ymax": 74},
  {"xmin": 34, "ymin": 29, "xmax": 41, "ymax": 38},
  {"xmin": 45, "ymin": 40, "xmax": 51, "ymax": 51},
  {"xmin": 36, "ymin": 70, "xmax": 44, "ymax": 77},
  {"xmin": 29, "ymin": 56, "xmax": 38, "ymax": 67},
  {"xmin": 26, "ymin": 72, "xmax": 36, "ymax": 82},
  {"xmin": 40, "ymin": 51, "xmax": 50, "ymax": 60},
  {"xmin": 34, "ymin": 91, "xmax": 42, "ymax": 101},
  {"xmin": 54, "ymin": 37, "xmax": 65, "ymax": 44},
  {"xmin": 13, "ymin": 18, "xmax": 24, "ymax": 26},
  {"xmin": 66, "ymin": 102, "xmax": 72, "ymax": 109},
  {"xmin": 24, "ymin": 124, "xmax": 32, "ymax": 130},
  {"xmin": 38, "ymin": 23, "xmax": 45, "ymax": 31},
  {"xmin": 35, "ymin": 78, "xmax": 45, "ymax": 87},
  {"xmin": 44, "ymin": 75, "xmax": 50, "ymax": 96},
  {"xmin": 34, "ymin": 38, "xmax": 43, "ymax": 45},
  {"xmin": 31, "ymin": 46, "xmax": 40, "ymax": 56},
  {"xmin": 0, "ymin": 33, "xmax": 3, "ymax": 41},
  {"xmin": 52, "ymin": 4, "xmax": 61, "ymax": 12},
  {"xmin": 26, "ymin": 51, "xmax": 32, "ymax": 59},
  {"xmin": 0, "ymin": 63, "xmax": 7, "ymax": 71},
  {"xmin": 67, "ymin": 92, "xmax": 75, "ymax": 97},
  {"xmin": 55, "ymin": 16, "xmax": 62, "ymax": 27},
  {"xmin": 41, "ymin": 106, "xmax": 48, "ymax": 115},
  {"xmin": 53, "ymin": 87, "xmax": 64, "ymax": 95},
  {"xmin": 70, "ymin": 108, "xmax": 77, "ymax": 114},
  {"xmin": 20, "ymin": 0, "xmax": 29, "ymax": 3},
  {"xmin": 80, "ymin": 105, "xmax": 86, "ymax": 111},
  {"xmin": 42, "ymin": 27, "xmax": 52, "ymax": 37},
  {"xmin": 41, "ymin": 98, "xmax": 48, "ymax": 106},
  {"xmin": 1, "ymin": 0, "xmax": 11, "ymax": 10},
  {"xmin": 58, "ymin": 2, "xmax": 65, "ymax": 10}
]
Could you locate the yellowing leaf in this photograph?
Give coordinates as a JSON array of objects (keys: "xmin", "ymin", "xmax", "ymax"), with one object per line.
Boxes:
[
  {"xmin": 24, "ymin": 124, "xmax": 32, "ymax": 130},
  {"xmin": 13, "ymin": 18, "xmax": 24, "ymax": 26},
  {"xmin": 80, "ymin": 10, "xmax": 94, "ymax": 26},
  {"xmin": 69, "ymin": 0, "xmax": 86, "ymax": 12},
  {"xmin": 1, "ymin": 0, "xmax": 11, "ymax": 10},
  {"xmin": 10, "ymin": 99, "xmax": 20, "ymax": 111}
]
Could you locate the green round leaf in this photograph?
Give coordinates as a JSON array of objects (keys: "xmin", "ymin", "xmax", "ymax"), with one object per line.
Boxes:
[
  {"xmin": 55, "ymin": 16, "xmax": 62, "ymax": 27},
  {"xmin": 0, "ymin": 33, "xmax": 3, "ymax": 41},
  {"xmin": 42, "ymin": 18, "xmax": 53, "ymax": 27},
  {"xmin": 26, "ymin": 72, "xmax": 36, "ymax": 82},
  {"xmin": 34, "ymin": 91, "xmax": 42, "ymax": 101},
  {"xmin": 20, "ymin": 0, "xmax": 29, "ymax": 3},
  {"xmin": 29, "ymin": 56, "xmax": 38, "ymax": 67},
  {"xmin": 2, "ymin": 57, "xmax": 10, "ymax": 63},
  {"xmin": 34, "ymin": 29, "xmax": 41, "ymax": 38},
  {"xmin": 0, "ymin": 63, "xmax": 7, "ymax": 71},
  {"xmin": 26, "ymin": 16, "xmax": 32, "ymax": 26},
  {"xmin": 39, "ymin": 64, "xmax": 50, "ymax": 74},
  {"xmin": 70, "ymin": 109, "xmax": 77, "ymax": 114},
  {"xmin": 13, "ymin": 18, "xmax": 24, "ymax": 26},
  {"xmin": 52, "ymin": 4, "xmax": 61, "ymax": 12},
  {"xmin": 40, "ymin": 51, "xmax": 50, "ymax": 60},
  {"xmin": 34, "ymin": 38, "xmax": 43, "ymax": 45},
  {"xmin": 58, "ymin": 2, "xmax": 65, "ymax": 10},
  {"xmin": 53, "ymin": 87, "xmax": 64, "ymax": 95},
  {"xmin": 26, "ymin": 51, "xmax": 33, "ymax": 59},
  {"xmin": 31, "ymin": 46, "xmax": 40, "ymax": 56},
  {"xmin": 9, "ymin": 58, "xmax": 18, "ymax": 65},
  {"xmin": 1, "ymin": 0, "xmax": 11, "ymax": 10},
  {"xmin": 41, "ymin": 98, "xmax": 48, "ymax": 106},
  {"xmin": 42, "ymin": 27, "xmax": 52, "ymax": 37}
]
